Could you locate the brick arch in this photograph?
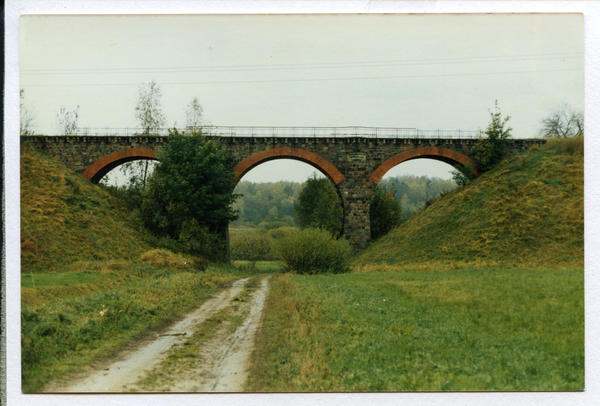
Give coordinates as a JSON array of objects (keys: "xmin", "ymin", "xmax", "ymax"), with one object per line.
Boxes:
[
  {"xmin": 369, "ymin": 147, "xmax": 479, "ymax": 184},
  {"xmin": 233, "ymin": 147, "xmax": 346, "ymax": 185},
  {"xmin": 82, "ymin": 148, "xmax": 158, "ymax": 184}
]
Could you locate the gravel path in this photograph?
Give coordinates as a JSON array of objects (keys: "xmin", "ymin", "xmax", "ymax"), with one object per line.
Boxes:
[{"xmin": 46, "ymin": 276, "xmax": 271, "ymax": 393}]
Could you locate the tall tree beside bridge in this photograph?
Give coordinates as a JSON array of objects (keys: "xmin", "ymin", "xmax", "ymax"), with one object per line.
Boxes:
[
  {"xmin": 55, "ymin": 105, "xmax": 79, "ymax": 135},
  {"xmin": 185, "ymin": 97, "xmax": 204, "ymax": 129},
  {"xmin": 113, "ymin": 80, "xmax": 166, "ymax": 187},
  {"xmin": 20, "ymin": 90, "xmax": 37, "ymax": 136},
  {"xmin": 139, "ymin": 128, "xmax": 238, "ymax": 259},
  {"xmin": 453, "ymin": 101, "xmax": 512, "ymax": 185},
  {"xmin": 470, "ymin": 101, "xmax": 512, "ymax": 173},
  {"xmin": 294, "ymin": 175, "xmax": 344, "ymax": 237},
  {"xmin": 135, "ymin": 80, "xmax": 166, "ymax": 136},
  {"xmin": 538, "ymin": 103, "xmax": 583, "ymax": 138}
]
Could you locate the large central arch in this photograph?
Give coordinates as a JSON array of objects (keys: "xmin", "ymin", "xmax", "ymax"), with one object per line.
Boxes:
[
  {"xmin": 82, "ymin": 148, "xmax": 158, "ymax": 183},
  {"xmin": 233, "ymin": 147, "xmax": 345, "ymax": 185},
  {"xmin": 369, "ymin": 146, "xmax": 479, "ymax": 184}
]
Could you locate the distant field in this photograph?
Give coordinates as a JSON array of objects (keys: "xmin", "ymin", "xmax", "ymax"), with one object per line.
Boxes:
[{"xmin": 247, "ymin": 268, "xmax": 584, "ymax": 391}]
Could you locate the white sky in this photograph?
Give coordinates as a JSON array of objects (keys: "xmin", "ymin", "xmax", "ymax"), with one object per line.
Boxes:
[{"xmin": 20, "ymin": 13, "xmax": 583, "ymax": 182}]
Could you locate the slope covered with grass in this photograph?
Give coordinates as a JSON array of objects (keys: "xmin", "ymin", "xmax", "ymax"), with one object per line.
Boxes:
[
  {"xmin": 354, "ymin": 137, "xmax": 583, "ymax": 270},
  {"xmin": 21, "ymin": 143, "xmax": 155, "ymax": 273}
]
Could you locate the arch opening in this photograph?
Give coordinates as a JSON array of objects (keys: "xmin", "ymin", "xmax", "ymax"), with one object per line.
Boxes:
[
  {"xmin": 374, "ymin": 153, "xmax": 461, "ymax": 223},
  {"xmin": 232, "ymin": 158, "xmax": 344, "ymax": 234},
  {"xmin": 370, "ymin": 147, "xmax": 478, "ymax": 184},
  {"xmin": 233, "ymin": 147, "xmax": 345, "ymax": 186},
  {"xmin": 82, "ymin": 148, "xmax": 158, "ymax": 184}
]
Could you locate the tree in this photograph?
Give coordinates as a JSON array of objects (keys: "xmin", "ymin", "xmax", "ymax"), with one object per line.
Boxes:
[
  {"xmin": 538, "ymin": 103, "xmax": 583, "ymax": 138},
  {"xmin": 451, "ymin": 163, "xmax": 474, "ymax": 187},
  {"xmin": 370, "ymin": 185, "xmax": 402, "ymax": 239},
  {"xmin": 294, "ymin": 175, "xmax": 343, "ymax": 237},
  {"xmin": 135, "ymin": 80, "xmax": 166, "ymax": 135},
  {"xmin": 117, "ymin": 159, "xmax": 156, "ymax": 189},
  {"xmin": 185, "ymin": 97, "xmax": 204, "ymax": 129},
  {"xmin": 55, "ymin": 105, "xmax": 80, "ymax": 135},
  {"xmin": 120, "ymin": 81, "xmax": 166, "ymax": 188},
  {"xmin": 20, "ymin": 90, "xmax": 36, "ymax": 135},
  {"xmin": 139, "ymin": 128, "xmax": 238, "ymax": 258},
  {"xmin": 470, "ymin": 101, "xmax": 512, "ymax": 173}
]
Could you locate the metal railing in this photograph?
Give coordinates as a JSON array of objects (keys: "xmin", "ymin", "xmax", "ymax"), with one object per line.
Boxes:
[{"xmin": 37, "ymin": 126, "xmax": 485, "ymax": 139}]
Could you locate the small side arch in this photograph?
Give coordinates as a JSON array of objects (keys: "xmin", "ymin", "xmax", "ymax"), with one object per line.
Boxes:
[
  {"xmin": 369, "ymin": 146, "xmax": 479, "ymax": 184},
  {"xmin": 233, "ymin": 147, "xmax": 345, "ymax": 185},
  {"xmin": 82, "ymin": 148, "xmax": 158, "ymax": 183}
]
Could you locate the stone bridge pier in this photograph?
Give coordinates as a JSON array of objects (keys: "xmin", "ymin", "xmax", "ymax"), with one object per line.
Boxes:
[{"xmin": 338, "ymin": 179, "xmax": 375, "ymax": 251}]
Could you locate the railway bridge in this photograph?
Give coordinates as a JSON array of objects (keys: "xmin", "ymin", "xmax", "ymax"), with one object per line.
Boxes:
[{"xmin": 23, "ymin": 126, "xmax": 544, "ymax": 251}]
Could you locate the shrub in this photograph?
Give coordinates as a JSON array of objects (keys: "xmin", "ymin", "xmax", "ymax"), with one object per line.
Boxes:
[
  {"xmin": 274, "ymin": 228, "xmax": 352, "ymax": 274},
  {"xmin": 451, "ymin": 163, "xmax": 474, "ymax": 186},
  {"xmin": 266, "ymin": 226, "xmax": 296, "ymax": 240},
  {"xmin": 470, "ymin": 101, "xmax": 512, "ymax": 172},
  {"xmin": 230, "ymin": 230, "xmax": 274, "ymax": 261}
]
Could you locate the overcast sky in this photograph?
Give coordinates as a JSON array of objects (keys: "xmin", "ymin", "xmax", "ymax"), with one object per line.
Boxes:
[{"xmin": 19, "ymin": 13, "xmax": 583, "ymax": 182}]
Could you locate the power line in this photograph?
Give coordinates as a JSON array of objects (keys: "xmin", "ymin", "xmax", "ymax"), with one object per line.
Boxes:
[
  {"xmin": 21, "ymin": 67, "xmax": 583, "ymax": 88},
  {"xmin": 21, "ymin": 52, "xmax": 582, "ymax": 76}
]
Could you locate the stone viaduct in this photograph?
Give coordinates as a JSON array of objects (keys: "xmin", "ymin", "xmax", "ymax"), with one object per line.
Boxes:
[{"xmin": 23, "ymin": 127, "xmax": 544, "ymax": 251}]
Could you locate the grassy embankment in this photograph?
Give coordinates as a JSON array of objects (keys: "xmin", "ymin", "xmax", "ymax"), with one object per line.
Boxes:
[
  {"xmin": 247, "ymin": 137, "xmax": 584, "ymax": 391},
  {"xmin": 20, "ymin": 144, "xmax": 265, "ymax": 392}
]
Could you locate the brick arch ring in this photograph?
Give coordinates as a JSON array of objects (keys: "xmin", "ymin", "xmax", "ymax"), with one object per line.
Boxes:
[
  {"xmin": 369, "ymin": 146, "xmax": 480, "ymax": 184},
  {"xmin": 233, "ymin": 147, "xmax": 345, "ymax": 185},
  {"xmin": 82, "ymin": 148, "xmax": 158, "ymax": 184}
]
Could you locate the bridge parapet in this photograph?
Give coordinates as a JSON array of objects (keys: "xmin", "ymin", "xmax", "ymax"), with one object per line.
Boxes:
[{"xmin": 30, "ymin": 126, "xmax": 487, "ymax": 139}]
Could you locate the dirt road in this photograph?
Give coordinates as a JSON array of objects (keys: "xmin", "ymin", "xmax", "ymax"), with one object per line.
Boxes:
[{"xmin": 47, "ymin": 275, "xmax": 271, "ymax": 392}]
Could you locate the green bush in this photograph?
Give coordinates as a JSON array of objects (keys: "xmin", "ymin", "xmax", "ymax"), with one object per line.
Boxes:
[
  {"xmin": 274, "ymin": 228, "xmax": 352, "ymax": 274},
  {"xmin": 230, "ymin": 230, "xmax": 274, "ymax": 261},
  {"xmin": 266, "ymin": 226, "xmax": 296, "ymax": 240}
]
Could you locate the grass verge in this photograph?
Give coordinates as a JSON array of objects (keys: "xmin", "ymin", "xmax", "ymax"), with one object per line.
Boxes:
[{"xmin": 247, "ymin": 269, "xmax": 583, "ymax": 391}]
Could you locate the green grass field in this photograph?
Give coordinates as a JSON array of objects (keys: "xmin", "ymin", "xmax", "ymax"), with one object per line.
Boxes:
[{"xmin": 247, "ymin": 269, "xmax": 584, "ymax": 391}]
